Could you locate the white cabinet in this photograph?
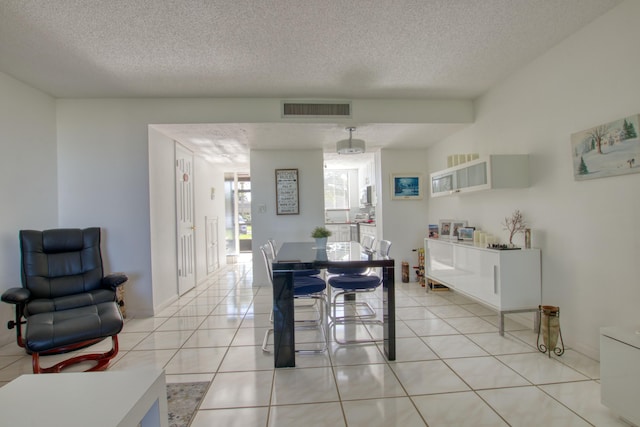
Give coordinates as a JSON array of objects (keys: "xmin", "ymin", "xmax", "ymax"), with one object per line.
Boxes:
[
  {"xmin": 326, "ymin": 224, "xmax": 350, "ymax": 242},
  {"xmin": 425, "ymin": 238, "xmax": 541, "ymax": 333},
  {"xmin": 430, "ymin": 155, "xmax": 529, "ymax": 197},
  {"xmin": 359, "ymin": 223, "xmax": 377, "ymax": 244},
  {"xmin": 600, "ymin": 326, "xmax": 640, "ymax": 426}
]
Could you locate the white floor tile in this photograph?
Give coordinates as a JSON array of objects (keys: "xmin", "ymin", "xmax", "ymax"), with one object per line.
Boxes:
[
  {"xmin": 192, "ymin": 407, "xmax": 269, "ymax": 427},
  {"xmin": 412, "ymin": 391, "xmax": 509, "ymax": 426},
  {"xmin": 200, "ymin": 370, "xmax": 273, "ymax": 409},
  {"xmin": 334, "ymin": 363, "xmax": 406, "ymax": 400},
  {"xmin": 268, "ymin": 402, "xmax": 345, "ymax": 427},
  {"xmin": 390, "ymin": 360, "xmax": 470, "ymax": 395},
  {"xmin": 540, "ymin": 380, "xmax": 629, "ymax": 426},
  {"xmin": 271, "ymin": 367, "xmax": 339, "ymax": 405},
  {"xmin": 497, "ymin": 353, "xmax": 589, "ymax": 384},
  {"xmin": 478, "ymin": 386, "xmax": 592, "ymax": 426},
  {"xmin": 342, "ymin": 397, "xmax": 427, "ymax": 427}
]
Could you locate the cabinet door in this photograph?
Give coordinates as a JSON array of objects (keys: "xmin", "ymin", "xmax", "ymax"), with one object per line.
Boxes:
[
  {"xmin": 431, "ymin": 172, "xmax": 454, "ymax": 196},
  {"xmin": 425, "ymin": 240, "xmax": 456, "ymax": 285},
  {"xmin": 453, "ymin": 247, "xmax": 499, "ymax": 307}
]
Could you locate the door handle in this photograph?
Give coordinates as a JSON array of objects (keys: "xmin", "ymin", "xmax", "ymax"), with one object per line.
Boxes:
[{"xmin": 493, "ymin": 265, "xmax": 498, "ymax": 294}]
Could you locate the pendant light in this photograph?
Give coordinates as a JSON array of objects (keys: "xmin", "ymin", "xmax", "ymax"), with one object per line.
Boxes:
[{"xmin": 336, "ymin": 127, "xmax": 365, "ymax": 155}]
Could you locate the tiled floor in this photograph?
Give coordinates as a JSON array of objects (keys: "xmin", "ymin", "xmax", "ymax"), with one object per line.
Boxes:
[{"xmin": 0, "ymin": 255, "xmax": 630, "ymax": 426}]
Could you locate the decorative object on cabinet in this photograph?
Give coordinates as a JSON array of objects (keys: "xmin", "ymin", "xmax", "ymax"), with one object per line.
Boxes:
[
  {"xmin": 428, "ymin": 224, "xmax": 439, "ymax": 238},
  {"xmin": 424, "ymin": 238, "xmax": 541, "ymax": 335},
  {"xmin": 458, "ymin": 227, "xmax": 475, "ymax": 241},
  {"xmin": 275, "ymin": 169, "xmax": 299, "ymax": 215},
  {"xmin": 431, "ymin": 155, "xmax": 529, "ymax": 197},
  {"xmin": 451, "ymin": 220, "xmax": 468, "ymax": 239},
  {"xmin": 537, "ymin": 305, "xmax": 564, "ymax": 357},
  {"xmin": 391, "ymin": 173, "xmax": 423, "ymax": 200},
  {"xmin": 570, "ymin": 114, "xmax": 640, "ymax": 181},
  {"xmin": 438, "ymin": 220, "xmax": 452, "ymax": 239},
  {"xmin": 502, "ymin": 209, "xmax": 527, "ymax": 245},
  {"xmin": 525, "ymin": 228, "xmax": 531, "ymax": 249}
]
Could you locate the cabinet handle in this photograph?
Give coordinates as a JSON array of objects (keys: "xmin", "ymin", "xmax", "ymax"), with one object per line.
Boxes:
[{"xmin": 493, "ymin": 265, "xmax": 498, "ymax": 294}]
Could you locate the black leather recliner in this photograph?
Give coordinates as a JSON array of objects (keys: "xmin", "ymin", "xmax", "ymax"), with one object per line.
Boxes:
[{"xmin": 1, "ymin": 228, "xmax": 127, "ymax": 373}]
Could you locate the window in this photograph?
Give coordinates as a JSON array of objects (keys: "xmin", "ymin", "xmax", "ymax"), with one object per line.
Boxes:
[{"xmin": 324, "ymin": 170, "xmax": 350, "ymax": 209}]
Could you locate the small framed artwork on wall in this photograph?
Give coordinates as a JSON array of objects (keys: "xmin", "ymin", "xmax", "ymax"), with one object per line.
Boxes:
[{"xmin": 391, "ymin": 173, "xmax": 423, "ymax": 200}]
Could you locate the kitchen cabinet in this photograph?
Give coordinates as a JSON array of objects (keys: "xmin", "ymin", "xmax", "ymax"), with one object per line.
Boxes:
[
  {"xmin": 600, "ymin": 326, "xmax": 640, "ymax": 426},
  {"xmin": 358, "ymin": 223, "xmax": 377, "ymax": 245},
  {"xmin": 326, "ymin": 224, "xmax": 350, "ymax": 242},
  {"xmin": 425, "ymin": 238, "xmax": 541, "ymax": 334},
  {"xmin": 430, "ymin": 155, "xmax": 529, "ymax": 197}
]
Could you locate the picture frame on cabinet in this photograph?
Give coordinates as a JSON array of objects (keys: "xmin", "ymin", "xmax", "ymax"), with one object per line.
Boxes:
[
  {"xmin": 428, "ymin": 224, "xmax": 439, "ymax": 238},
  {"xmin": 458, "ymin": 227, "xmax": 475, "ymax": 241},
  {"xmin": 451, "ymin": 220, "xmax": 468, "ymax": 239},
  {"xmin": 438, "ymin": 220, "xmax": 452, "ymax": 239},
  {"xmin": 391, "ymin": 173, "xmax": 423, "ymax": 200}
]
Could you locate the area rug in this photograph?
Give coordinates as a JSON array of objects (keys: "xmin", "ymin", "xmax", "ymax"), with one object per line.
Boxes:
[{"xmin": 166, "ymin": 382, "xmax": 210, "ymax": 427}]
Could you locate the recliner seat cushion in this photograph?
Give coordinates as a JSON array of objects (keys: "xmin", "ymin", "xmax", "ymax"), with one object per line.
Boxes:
[
  {"xmin": 25, "ymin": 302, "xmax": 123, "ymax": 353},
  {"xmin": 25, "ymin": 289, "xmax": 116, "ymax": 316}
]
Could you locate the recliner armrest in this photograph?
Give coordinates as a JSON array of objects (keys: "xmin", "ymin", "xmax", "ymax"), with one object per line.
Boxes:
[
  {"xmin": 1, "ymin": 287, "xmax": 31, "ymax": 305},
  {"xmin": 102, "ymin": 273, "xmax": 128, "ymax": 289}
]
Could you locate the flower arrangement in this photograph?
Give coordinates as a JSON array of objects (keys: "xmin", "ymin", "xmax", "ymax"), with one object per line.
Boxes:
[
  {"xmin": 502, "ymin": 209, "xmax": 527, "ymax": 245},
  {"xmin": 311, "ymin": 226, "xmax": 332, "ymax": 238}
]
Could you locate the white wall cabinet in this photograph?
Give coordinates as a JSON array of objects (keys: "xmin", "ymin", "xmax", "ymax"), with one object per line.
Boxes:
[
  {"xmin": 430, "ymin": 155, "xmax": 529, "ymax": 197},
  {"xmin": 600, "ymin": 326, "xmax": 640, "ymax": 426},
  {"xmin": 425, "ymin": 238, "xmax": 541, "ymax": 334},
  {"xmin": 326, "ymin": 224, "xmax": 350, "ymax": 242}
]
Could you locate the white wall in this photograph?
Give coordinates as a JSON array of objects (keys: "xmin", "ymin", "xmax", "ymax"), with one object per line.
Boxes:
[
  {"xmin": 0, "ymin": 72, "xmax": 58, "ymax": 345},
  {"xmin": 379, "ymin": 149, "xmax": 430, "ymax": 282},
  {"xmin": 250, "ymin": 149, "xmax": 326, "ymax": 285},
  {"xmin": 426, "ymin": 0, "xmax": 640, "ymax": 358},
  {"xmin": 54, "ymin": 98, "xmax": 471, "ymax": 316}
]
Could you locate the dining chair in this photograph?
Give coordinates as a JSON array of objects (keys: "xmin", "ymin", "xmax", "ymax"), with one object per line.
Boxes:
[
  {"xmin": 361, "ymin": 234, "xmax": 376, "ymax": 251},
  {"xmin": 260, "ymin": 244, "xmax": 328, "ymax": 353},
  {"xmin": 327, "ymin": 240, "xmax": 392, "ymax": 345},
  {"xmin": 377, "ymin": 239, "xmax": 392, "ymax": 256}
]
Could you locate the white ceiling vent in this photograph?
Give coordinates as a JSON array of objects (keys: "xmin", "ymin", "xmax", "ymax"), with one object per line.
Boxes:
[{"xmin": 282, "ymin": 101, "xmax": 351, "ymax": 118}]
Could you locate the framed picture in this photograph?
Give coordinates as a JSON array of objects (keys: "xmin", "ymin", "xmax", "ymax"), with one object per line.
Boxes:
[
  {"xmin": 451, "ymin": 220, "xmax": 468, "ymax": 239},
  {"xmin": 570, "ymin": 114, "xmax": 640, "ymax": 181},
  {"xmin": 391, "ymin": 173, "xmax": 423, "ymax": 200},
  {"xmin": 438, "ymin": 220, "xmax": 452, "ymax": 239},
  {"xmin": 275, "ymin": 169, "xmax": 299, "ymax": 215},
  {"xmin": 428, "ymin": 224, "xmax": 439, "ymax": 238},
  {"xmin": 458, "ymin": 227, "xmax": 475, "ymax": 241}
]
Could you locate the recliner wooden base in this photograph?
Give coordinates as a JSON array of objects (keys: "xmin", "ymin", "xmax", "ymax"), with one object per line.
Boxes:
[{"xmin": 32, "ymin": 335, "xmax": 119, "ymax": 374}]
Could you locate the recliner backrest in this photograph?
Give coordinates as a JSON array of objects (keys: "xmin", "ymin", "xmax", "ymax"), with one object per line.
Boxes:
[{"xmin": 20, "ymin": 228, "xmax": 104, "ymax": 299}]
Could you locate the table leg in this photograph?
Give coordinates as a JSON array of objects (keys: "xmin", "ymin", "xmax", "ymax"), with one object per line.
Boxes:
[
  {"xmin": 272, "ymin": 271, "xmax": 296, "ymax": 368},
  {"xmin": 382, "ymin": 265, "xmax": 396, "ymax": 361}
]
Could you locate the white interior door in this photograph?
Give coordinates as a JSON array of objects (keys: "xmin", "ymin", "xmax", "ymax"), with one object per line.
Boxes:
[
  {"xmin": 176, "ymin": 143, "xmax": 196, "ymax": 295},
  {"xmin": 206, "ymin": 216, "xmax": 219, "ymax": 274}
]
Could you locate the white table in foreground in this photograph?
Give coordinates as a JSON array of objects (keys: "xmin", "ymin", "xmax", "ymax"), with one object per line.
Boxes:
[{"xmin": 0, "ymin": 369, "xmax": 168, "ymax": 427}]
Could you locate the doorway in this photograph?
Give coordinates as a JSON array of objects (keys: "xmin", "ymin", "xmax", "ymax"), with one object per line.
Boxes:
[{"xmin": 224, "ymin": 172, "xmax": 252, "ymax": 256}]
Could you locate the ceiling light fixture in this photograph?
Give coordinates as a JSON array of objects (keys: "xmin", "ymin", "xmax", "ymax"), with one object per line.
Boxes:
[{"xmin": 336, "ymin": 126, "xmax": 365, "ymax": 155}]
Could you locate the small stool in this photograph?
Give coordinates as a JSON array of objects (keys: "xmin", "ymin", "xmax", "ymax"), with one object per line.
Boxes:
[{"xmin": 26, "ymin": 302, "xmax": 124, "ymax": 373}]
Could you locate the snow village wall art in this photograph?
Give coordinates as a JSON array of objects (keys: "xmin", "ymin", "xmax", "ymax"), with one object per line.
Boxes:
[{"xmin": 571, "ymin": 114, "xmax": 640, "ymax": 181}]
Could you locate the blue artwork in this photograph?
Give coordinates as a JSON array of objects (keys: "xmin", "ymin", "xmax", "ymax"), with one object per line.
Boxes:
[{"xmin": 393, "ymin": 176, "xmax": 421, "ymax": 198}]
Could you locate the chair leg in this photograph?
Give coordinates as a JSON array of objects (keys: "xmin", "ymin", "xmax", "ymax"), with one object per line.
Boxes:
[{"xmin": 32, "ymin": 335, "xmax": 120, "ymax": 374}]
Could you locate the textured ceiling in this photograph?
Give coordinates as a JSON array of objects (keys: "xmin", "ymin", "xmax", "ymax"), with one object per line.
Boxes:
[{"xmin": 0, "ymin": 0, "xmax": 621, "ymax": 169}]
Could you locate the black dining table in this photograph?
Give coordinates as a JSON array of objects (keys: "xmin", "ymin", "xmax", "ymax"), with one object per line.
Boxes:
[{"xmin": 271, "ymin": 241, "xmax": 395, "ymax": 368}]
